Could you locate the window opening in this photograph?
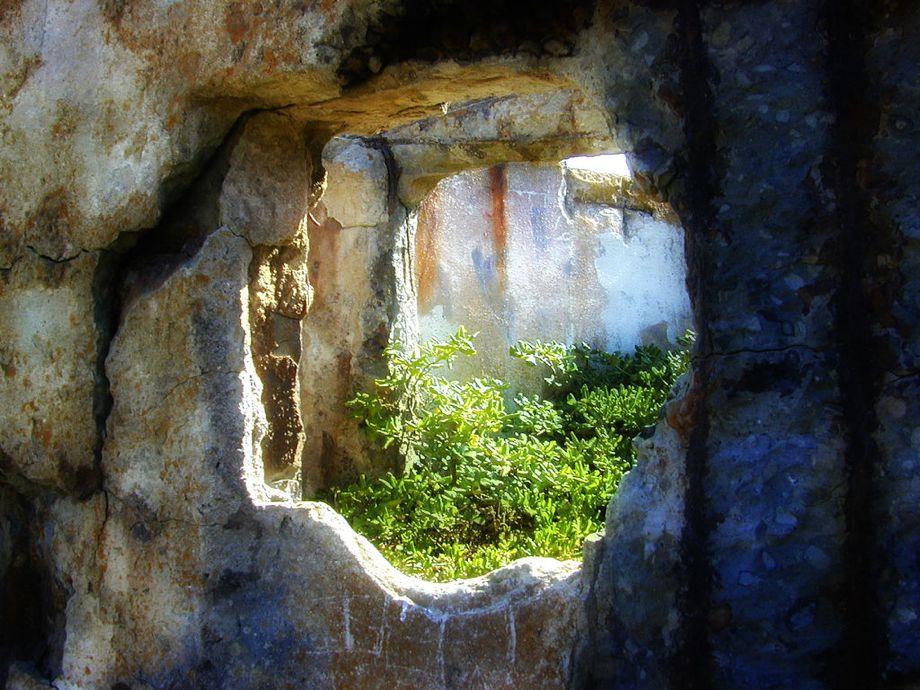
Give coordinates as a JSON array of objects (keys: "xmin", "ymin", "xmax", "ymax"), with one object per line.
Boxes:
[{"xmin": 312, "ymin": 148, "xmax": 693, "ymax": 582}]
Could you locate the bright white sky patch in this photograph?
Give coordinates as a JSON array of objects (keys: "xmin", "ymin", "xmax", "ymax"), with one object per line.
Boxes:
[{"xmin": 563, "ymin": 153, "xmax": 630, "ymax": 177}]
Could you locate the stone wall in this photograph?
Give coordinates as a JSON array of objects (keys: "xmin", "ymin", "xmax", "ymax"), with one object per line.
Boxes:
[{"xmin": 0, "ymin": 1, "xmax": 918, "ymax": 688}]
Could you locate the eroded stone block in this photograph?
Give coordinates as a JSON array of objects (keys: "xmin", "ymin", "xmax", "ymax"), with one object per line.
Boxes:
[
  {"xmin": 321, "ymin": 138, "xmax": 389, "ymax": 229},
  {"xmin": 219, "ymin": 112, "xmax": 311, "ymax": 247},
  {"xmin": 104, "ymin": 227, "xmax": 267, "ymax": 523}
]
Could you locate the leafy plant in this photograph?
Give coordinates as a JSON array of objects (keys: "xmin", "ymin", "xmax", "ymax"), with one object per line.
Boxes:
[{"xmin": 322, "ymin": 328, "xmax": 693, "ymax": 581}]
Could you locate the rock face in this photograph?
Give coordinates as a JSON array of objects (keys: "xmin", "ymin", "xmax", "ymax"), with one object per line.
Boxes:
[
  {"xmin": 0, "ymin": 249, "xmax": 103, "ymax": 496},
  {"xmin": 1, "ymin": 0, "xmax": 920, "ymax": 688},
  {"xmin": 42, "ymin": 227, "xmax": 585, "ymax": 688}
]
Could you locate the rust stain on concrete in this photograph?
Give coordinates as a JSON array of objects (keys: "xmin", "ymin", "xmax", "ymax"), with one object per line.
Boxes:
[
  {"xmin": 415, "ymin": 188, "xmax": 440, "ymax": 312},
  {"xmin": 307, "ymin": 210, "xmax": 342, "ymax": 308},
  {"xmin": 665, "ymin": 385, "xmax": 703, "ymax": 447},
  {"xmin": 489, "ymin": 164, "xmax": 508, "ymax": 293}
]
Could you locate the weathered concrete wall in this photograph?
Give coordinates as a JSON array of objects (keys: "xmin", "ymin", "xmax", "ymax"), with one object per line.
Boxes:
[
  {"xmin": 414, "ymin": 161, "xmax": 691, "ymax": 392},
  {"xmin": 0, "ymin": 0, "xmax": 919, "ymax": 689},
  {"xmin": 869, "ymin": 2, "xmax": 920, "ymax": 676},
  {"xmin": 586, "ymin": 2, "xmax": 920, "ymax": 689}
]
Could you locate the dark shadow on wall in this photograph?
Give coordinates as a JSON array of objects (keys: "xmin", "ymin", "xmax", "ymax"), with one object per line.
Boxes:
[
  {"xmin": 334, "ymin": 0, "xmax": 596, "ymax": 83},
  {"xmin": 0, "ymin": 485, "xmax": 65, "ymax": 686}
]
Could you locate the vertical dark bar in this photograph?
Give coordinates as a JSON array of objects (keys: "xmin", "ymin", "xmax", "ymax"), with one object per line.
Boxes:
[
  {"xmin": 824, "ymin": 0, "xmax": 882, "ymax": 687},
  {"xmin": 672, "ymin": 0, "xmax": 717, "ymax": 687}
]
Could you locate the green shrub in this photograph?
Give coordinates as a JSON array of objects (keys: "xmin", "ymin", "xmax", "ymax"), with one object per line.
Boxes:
[{"xmin": 320, "ymin": 327, "xmax": 692, "ymax": 582}]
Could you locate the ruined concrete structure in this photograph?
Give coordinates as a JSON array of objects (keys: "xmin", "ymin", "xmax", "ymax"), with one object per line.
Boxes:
[{"xmin": 0, "ymin": 0, "xmax": 918, "ymax": 688}]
